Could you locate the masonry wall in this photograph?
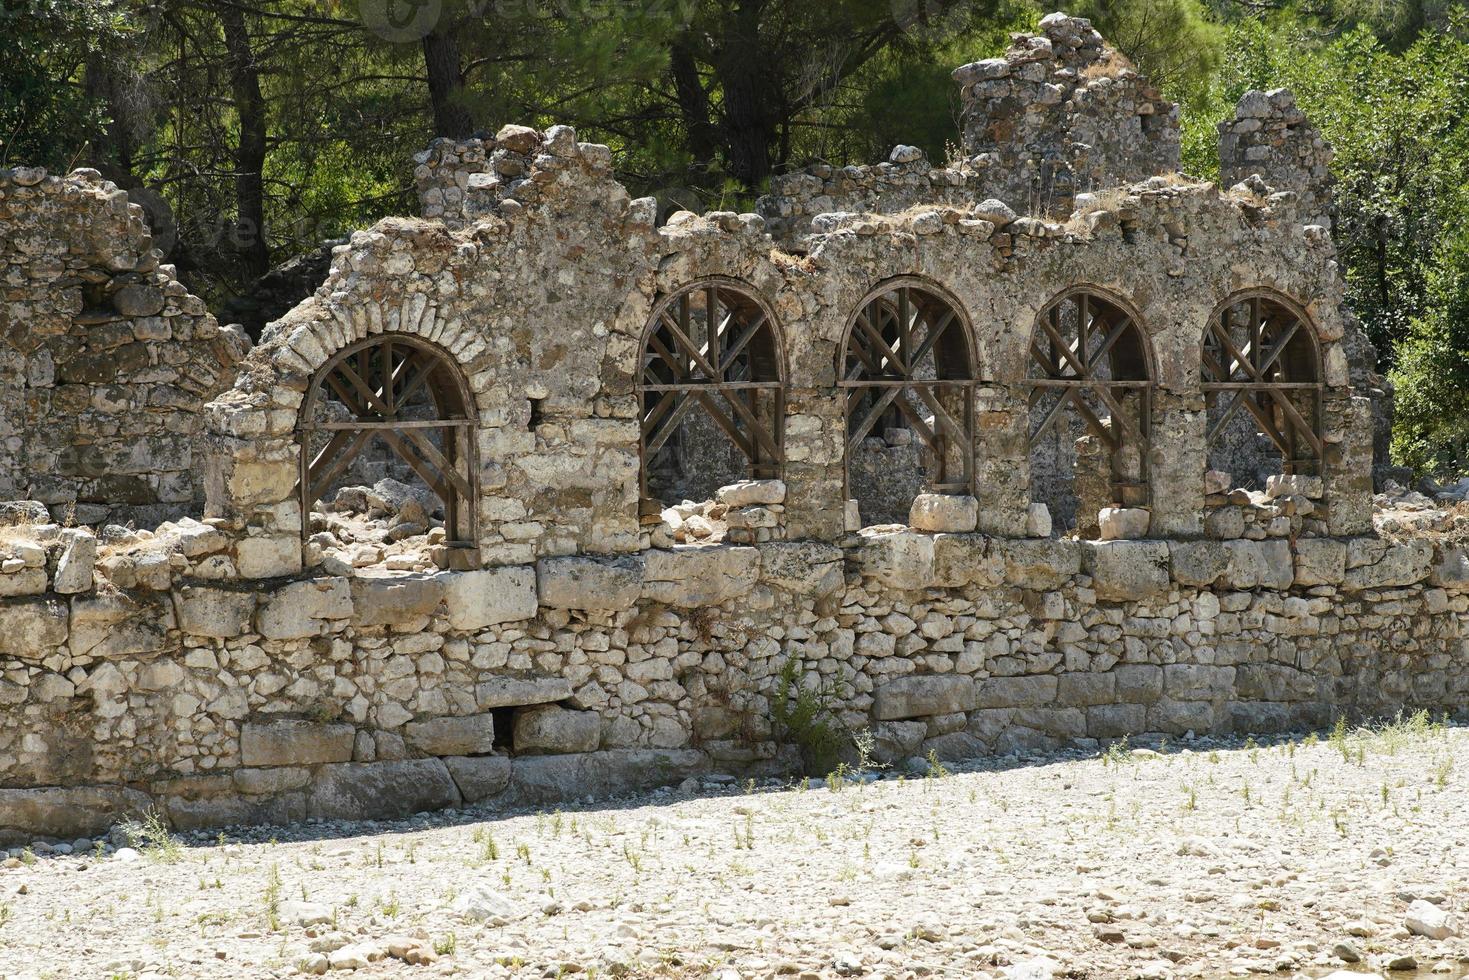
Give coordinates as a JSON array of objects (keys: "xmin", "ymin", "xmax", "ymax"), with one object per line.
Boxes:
[
  {"xmin": 1, "ymin": 527, "xmax": 1465, "ymax": 843},
  {"xmin": 0, "ymin": 168, "xmax": 246, "ymax": 525}
]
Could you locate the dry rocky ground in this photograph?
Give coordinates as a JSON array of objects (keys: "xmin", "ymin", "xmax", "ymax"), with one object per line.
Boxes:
[{"xmin": 3, "ymin": 722, "xmax": 1469, "ymax": 980}]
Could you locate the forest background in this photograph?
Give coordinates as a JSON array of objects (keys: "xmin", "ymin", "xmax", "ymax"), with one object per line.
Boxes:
[{"xmin": 4, "ymin": 0, "xmax": 1468, "ymax": 472}]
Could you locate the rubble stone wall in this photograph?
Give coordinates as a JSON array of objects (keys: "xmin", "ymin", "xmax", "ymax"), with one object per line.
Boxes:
[
  {"xmin": 0, "ymin": 168, "xmax": 245, "ymax": 525},
  {"xmin": 1, "ymin": 528, "xmax": 1466, "ymax": 843}
]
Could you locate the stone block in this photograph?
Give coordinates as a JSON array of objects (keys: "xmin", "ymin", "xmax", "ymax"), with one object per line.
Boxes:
[
  {"xmin": 1431, "ymin": 547, "xmax": 1469, "ymax": 592},
  {"xmin": 1169, "ymin": 541, "xmax": 1229, "ymax": 587},
  {"xmin": 716, "ymin": 480, "xmax": 786, "ymax": 507},
  {"xmin": 1112, "ymin": 664, "xmax": 1164, "ymax": 702},
  {"xmin": 441, "ymin": 566, "xmax": 537, "ymax": 629},
  {"xmin": 71, "ymin": 592, "xmax": 171, "ymax": 659},
  {"xmin": 922, "ymin": 732, "xmax": 987, "ymax": 761},
  {"xmin": 232, "ymin": 767, "xmax": 311, "ymax": 795},
  {"xmin": 909, "ymin": 493, "xmax": 979, "ymax": 533},
  {"xmin": 1147, "ymin": 699, "xmax": 1220, "ymax": 735},
  {"xmin": 53, "ymin": 529, "xmax": 96, "ymax": 594},
  {"xmin": 758, "ymin": 541, "xmax": 843, "ymax": 596},
  {"xmin": 1057, "ymin": 672, "xmax": 1116, "ymax": 706},
  {"xmin": 1098, "ymin": 507, "xmax": 1150, "ymax": 540},
  {"xmin": 1087, "ymin": 703, "xmax": 1146, "ymax": 738},
  {"xmin": 1265, "ymin": 473, "xmax": 1323, "ymax": 499},
  {"xmin": 1083, "ymin": 540, "xmax": 1169, "ymax": 600},
  {"xmin": 931, "ymin": 534, "xmax": 1002, "ymax": 588},
  {"xmin": 855, "ymin": 528, "xmax": 934, "ymax": 590},
  {"xmin": 974, "ymin": 674, "xmax": 1059, "ymax": 709},
  {"xmin": 867, "ymin": 720, "xmax": 928, "ymax": 763},
  {"xmin": 350, "ymin": 574, "xmax": 447, "ymax": 626},
  {"xmin": 0, "ymin": 598, "xmax": 69, "ymax": 659},
  {"xmin": 240, "ymin": 719, "xmax": 355, "ymax": 767},
  {"xmin": 306, "ymin": 759, "xmax": 461, "ymax": 821},
  {"xmin": 1294, "ymin": 538, "xmax": 1346, "ymax": 587},
  {"xmin": 537, "ymin": 556, "xmax": 643, "ymax": 609},
  {"xmin": 255, "ymin": 577, "xmax": 352, "ymax": 639},
  {"xmin": 404, "ymin": 713, "xmax": 497, "ymax": 755},
  {"xmin": 0, "ymin": 786, "xmax": 153, "ymax": 844},
  {"xmin": 174, "ymin": 585, "xmax": 257, "ymax": 639},
  {"xmin": 642, "ymin": 545, "xmax": 760, "ymax": 606},
  {"xmin": 872, "ymin": 674, "xmax": 977, "ymax": 720},
  {"xmin": 513, "ymin": 705, "xmax": 601, "ymax": 754},
  {"xmin": 235, "ymin": 535, "xmax": 302, "ymax": 579},
  {"xmin": 1342, "ymin": 539, "xmax": 1433, "ymax": 590},
  {"xmin": 995, "ymin": 538, "xmax": 1080, "ymax": 590},
  {"xmin": 1163, "ymin": 664, "xmax": 1235, "ymax": 700},
  {"xmin": 1222, "ymin": 539, "xmax": 1293, "ymax": 590},
  {"xmin": 475, "ymin": 675, "xmax": 573, "ymax": 709},
  {"xmin": 444, "ymin": 755, "xmax": 512, "ymax": 803},
  {"xmin": 1025, "ymin": 502, "xmax": 1052, "ymax": 537}
]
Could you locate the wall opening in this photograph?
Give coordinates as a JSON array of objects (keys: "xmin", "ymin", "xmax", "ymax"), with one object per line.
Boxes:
[
  {"xmin": 637, "ymin": 279, "xmax": 785, "ymax": 539},
  {"xmin": 1026, "ymin": 287, "xmax": 1153, "ymax": 538},
  {"xmin": 297, "ymin": 334, "xmax": 480, "ymax": 570},
  {"xmin": 1202, "ymin": 291, "xmax": 1323, "ymax": 490},
  {"xmin": 839, "ymin": 278, "xmax": 978, "ymax": 528}
]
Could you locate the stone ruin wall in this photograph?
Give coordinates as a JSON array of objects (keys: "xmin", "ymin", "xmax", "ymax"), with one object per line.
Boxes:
[
  {"xmin": 0, "ymin": 14, "xmax": 1456, "ymax": 842},
  {"xmin": 0, "ymin": 168, "xmax": 247, "ymax": 526}
]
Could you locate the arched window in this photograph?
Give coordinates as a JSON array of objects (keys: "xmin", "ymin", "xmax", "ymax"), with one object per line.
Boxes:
[
  {"xmin": 298, "ymin": 335, "xmax": 479, "ymax": 565},
  {"xmin": 1202, "ymin": 290, "xmax": 1323, "ymax": 483},
  {"xmin": 839, "ymin": 278, "xmax": 977, "ymax": 526},
  {"xmin": 637, "ymin": 279, "xmax": 785, "ymax": 505},
  {"xmin": 1027, "ymin": 287, "xmax": 1153, "ymax": 536}
]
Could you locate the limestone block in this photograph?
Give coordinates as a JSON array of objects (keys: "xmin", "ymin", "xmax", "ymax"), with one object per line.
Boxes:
[
  {"xmin": 1294, "ymin": 538, "xmax": 1347, "ymax": 587},
  {"xmin": 856, "ymin": 528, "xmax": 934, "ymax": 591},
  {"xmin": 444, "ymin": 755, "xmax": 512, "ymax": 803},
  {"xmin": 716, "ymin": 480, "xmax": 786, "ymax": 507},
  {"xmin": 757, "ymin": 541, "xmax": 843, "ymax": 596},
  {"xmin": 52, "ymin": 529, "xmax": 96, "ymax": 594},
  {"xmin": 1098, "ymin": 507, "xmax": 1150, "ymax": 541},
  {"xmin": 441, "ymin": 566, "xmax": 537, "ymax": 629},
  {"xmin": 256, "ymin": 577, "xmax": 352, "ymax": 639},
  {"xmin": 1163, "ymin": 664, "xmax": 1235, "ymax": 700},
  {"xmin": 1342, "ymin": 539, "xmax": 1433, "ymax": 590},
  {"xmin": 1087, "ymin": 703, "xmax": 1146, "ymax": 738},
  {"xmin": 306, "ymin": 759, "xmax": 461, "ymax": 821},
  {"xmin": 74, "ymin": 592, "xmax": 173, "ymax": 660},
  {"xmin": 872, "ymin": 674, "xmax": 977, "ymax": 720},
  {"xmin": 929, "ymin": 534, "xmax": 999, "ymax": 588},
  {"xmin": 995, "ymin": 538, "xmax": 1081, "ymax": 590},
  {"xmin": 1430, "ymin": 547, "xmax": 1469, "ymax": 592},
  {"xmin": 475, "ymin": 675, "xmax": 573, "ymax": 709},
  {"xmin": 1083, "ymin": 541, "xmax": 1169, "ymax": 600},
  {"xmin": 241, "ymin": 719, "xmax": 355, "ymax": 767},
  {"xmin": 235, "ymin": 535, "xmax": 302, "ymax": 579},
  {"xmin": 226, "ymin": 461, "xmax": 298, "ymax": 506},
  {"xmin": 1169, "ymin": 541, "xmax": 1229, "ymax": 587},
  {"xmin": 1265, "ymin": 473, "xmax": 1323, "ymax": 500},
  {"xmin": 1025, "ymin": 502, "xmax": 1052, "ymax": 537},
  {"xmin": 232, "ymin": 767, "xmax": 311, "ymax": 795},
  {"xmin": 1113, "ymin": 664, "xmax": 1164, "ymax": 702},
  {"xmin": 405, "ymin": 713, "xmax": 497, "ymax": 755},
  {"xmin": 0, "ymin": 567, "xmax": 46, "ymax": 597},
  {"xmin": 537, "ymin": 556, "xmax": 642, "ymax": 610},
  {"xmin": 1203, "ymin": 470, "xmax": 1231, "ymax": 495},
  {"xmin": 1204, "ymin": 506, "xmax": 1246, "ymax": 539},
  {"xmin": 909, "ymin": 493, "xmax": 979, "ymax": 533},
  {"xmin": 1147, "ymin": 698, "xmax": 1220, "ymax": 735},
  {"xmin": 350, "ymin": 574, "xmax": 447, "ymax": 626},
  {"xmin": 1222, "ymin": 539, "xmax": 1294, "ymax": 590},
  {"xmin": 0, "ymin": 786, "xmax": 153, "ymax": 844},
  {"xmin": 0, "ymin": 599, "xmax": 67, "ymax": 658},
  {"xmin": 513, "ymin": 705, "xmax": 601, "ymax": 754},
  {"xmin": 642, "ymin": 545, "xmax": 760, "ymax": 606},
  {"xmin": 1057, "ymin": 672, "xmax": 1116, "ymax": 706},
  {"xmin": 867, "ymin": 720, "xmax": 928, "ymax": 763},
  {"xmin": 580, "ymin": 748, "xmax": 707, "ymax": 797},
  {"xmin": 175, "ymin": 585, "xmax": 258, "ymax": 639},
  {"xmin": 974, "ymin": 675, "xmax": 1058, "ymax": 709}
]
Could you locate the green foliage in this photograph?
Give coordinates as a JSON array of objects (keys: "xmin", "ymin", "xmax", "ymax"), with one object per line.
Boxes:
[
  {"xmin": 770, "ymin": 657, "xmax": 847, "ymax": 776},
  {"xmin": 0, "ymin": 0, "xmax": 130, "ymax": 167},
  {"xmin": 1069, "ymin": 0, "xmax": 1224, "ymax": 96}
]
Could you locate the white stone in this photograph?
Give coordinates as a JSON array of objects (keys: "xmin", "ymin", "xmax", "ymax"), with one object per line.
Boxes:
[
  {"xmin": 1406, "ymin": 899, "xmax": 1459, "ymax": 940},
  {"xmin": 715, "ymin": 480, "xmax": 786, "ymax": 507},
  {"xmin": 910, "ymin": 494, "xmax": 979, "ymax": 533},
  {"xmin": 1098, "ymin": 507, "xmax": 1150, "ymax": 540},
  {"xmin": 1025, "ymin": 502, "xmax": 1052, "ymax": 537}
]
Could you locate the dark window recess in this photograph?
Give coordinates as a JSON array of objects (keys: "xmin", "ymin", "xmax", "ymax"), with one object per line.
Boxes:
[
  {"xmin": 528, "ymin": 398, "xmax": 545, "ymax": 429},
  {"xmin": 491, "ymin": 707, "xmax": 516, "ymax": 753}
]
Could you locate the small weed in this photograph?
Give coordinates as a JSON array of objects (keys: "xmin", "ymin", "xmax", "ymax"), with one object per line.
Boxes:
[
  {"xmin": 434, "ymin": 933, "xmax": 458, "ymax": 956},
  {"xmin": 263, "ymin": 864, "xmax": 283, "ymax": 932}
]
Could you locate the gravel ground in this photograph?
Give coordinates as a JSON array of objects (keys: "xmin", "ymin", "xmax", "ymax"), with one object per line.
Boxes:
[{"xmin": 4, "ymin": 722, "xmax": 1469, "ymax": 980}]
